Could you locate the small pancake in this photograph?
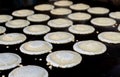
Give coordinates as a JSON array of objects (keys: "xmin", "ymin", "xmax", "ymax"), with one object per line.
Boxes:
[
  {"xmin": 9, "ymin": 65, "xmax": 48, "ymax": 77},
  {"xmin": 109, "ymin": 11, "xmax": 120, "ymax": 19},
  {"xmin": 0, "ymin": 15, "xmax": 13, "ymax": 23},
  {"xmin": 44, "ymin": 31, "xmax": 75, "ymax": 44},
  {"xmin": 98, "ymin": 32, "xmax": 120, "ymax": 44},
  {"xmin": 27, "ymin": 14, "xmax": 50, "ymax": 22},
  {"xmin": 87, "ymin": 7, "xmax": 109, "ymax": 15},
  {"xmin": 46, "ymin": 50, "xmax": 82, "ymax": 68},
  {"xmin": 23, "ymin": 25, "xmax": 50, "ymax": 35},
  {"xmin": 68, "ymin": 24, "xmax": 95, "ymax": 34},
  {"xmin": 54, "ymin": 0, "xmax": 73, "ymax": 7},
  {"xmin": 48, "ymin": 18, "xmax": 73, "ymax": 28},
  {"xmin": 0, "ymin": 53, "xmax": 21, "ymax": 70},
  {"xmin": 0, "ymin": 33, "xmax": 26, "ymax": 45},
  {"xmin": 118, "ymin": 25, "xmax": 120, "ymax": 31},
  {"xmin": 34, "ymin": 4, "xmax": 54, "ymax": 11},
  {"xmin": 70, "ymin": 3, "xmax": 90, "ymax": 11},
  {"xmin": 50, "ymin": 8, "xmax": 72, "ymax": 15},
  {"xmin": 5, "ymin": 19, "xmax": 30, "ymax": 28},
  {"xmin": 68, "ymin": 12, "xmax": 91, "ymax": 21},
  {"xmin": 12, "ymin": 9, "xmax": 34, "ymax": 17},
  {"xmin": 20, "ymin": 40, "xmax": 53, "ymax": 55},
  {"xmin": 91, "ymin": 17, "xmax": 116, "ymax": 27},
  {"xmin": 73, "ymin": 40, "xmax": 107, "ymax": 55},
  {"xmin": 0, "ymin": 26, "xmax": 6, "ymax": 34}
]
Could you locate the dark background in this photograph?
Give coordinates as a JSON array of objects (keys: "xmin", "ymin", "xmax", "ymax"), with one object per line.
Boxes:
[{"xmin": 0, "ymin": 0, "xmax": 119, "ymax": 9}]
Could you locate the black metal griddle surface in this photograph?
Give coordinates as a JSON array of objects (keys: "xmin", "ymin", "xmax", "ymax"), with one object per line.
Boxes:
[{"xmin": 0, "ymin": 0, "xmax": 120, "ymax": 77}]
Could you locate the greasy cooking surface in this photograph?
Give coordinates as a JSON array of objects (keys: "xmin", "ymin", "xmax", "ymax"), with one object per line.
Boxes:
[{"xmin": 0, "ymin": 0, "xmax": 120, "ymax": 77}]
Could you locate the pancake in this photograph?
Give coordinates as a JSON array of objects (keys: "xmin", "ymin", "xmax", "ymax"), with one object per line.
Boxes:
[
  {"xmin": 12, "ymin": 9, "xmax": 34, "ymax": 17},
  {"xmin": 87, "ymin": 7, "xmax": 109, "ymax": 15},
  {"xmin": 118, "ymin": 25, "xmax": 120, "ymax": 31},
  {"xmin": 70, "ymin": 3, "xmax": 90, "ymax": 11},
  {"xmin": 48, "ymin": 18, "xmax": 73, "ymax": 28},
  {"xmin": 20, "ymin": 40, "xmax": 53, "ymax": 55},
  {"xmin": 0, "ymin": 33, "xmax": 26, "ymax": 45},
  {"xmin": 46, "ymin": 50, "xmax": 82, "ymax": 68},
  {"xmin": 98, "ymin": 32, "xmax": 120, "ymax": 44},
  {"xmin": 54, "ymin": 0, "xmax": 73, "ymax": 7},
  {"xmin": 91, "ymin": 17, "xmax": 116, "ymax": 27},
  {"xmin": 68, "ymin": 12, "xmax": 91, "ymax": 21},
  {"xmin": 0, "ymin": 15, "xmax": 13, "ymax": 23},
  {"xmin": 0, "ymin": 26, "xmax": 6, "ymax": 34},
  {"xmin": 5, "ymin": 19, "xmax": 30, "ymax": 28},
  {"xmin": 109, "ymin": 11, "xmax": 120, "ymax": 19},
  {"xmin": 68, "ymin": 24, "xmax": 95, "ymax": 34},
  {"xmin": 27, "ymin": 14, "xmax": 50, "ymax": 22},
  {"xmin": 34, "ymin": 4, "xmax": 54, "ymax": 11},
  {"xmin": 23, "ymin": 25, "xmax": 50, "ymax": 35},
  {"xmin": 50, "ymin": 8, "xmax": 72, "ymax": 15},
  {"xmin": 44, "ymin": 31, "xmax": 75, "ymax": 44},
  {"xmin": 9, "ymin": 65, "xmax": 48, "ymax": 77},
  {"xmin": 0, "ymin": 53, "xmax": 21, "ymax": 70},
  {"xmin": 73, "ymin": 40, "xmax": 107, "ymax": 55}
]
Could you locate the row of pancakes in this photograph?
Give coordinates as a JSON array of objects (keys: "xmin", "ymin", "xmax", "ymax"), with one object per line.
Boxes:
[{"xmin": 0, "ymin": 1, "xmax": 120, "ymax": 77}]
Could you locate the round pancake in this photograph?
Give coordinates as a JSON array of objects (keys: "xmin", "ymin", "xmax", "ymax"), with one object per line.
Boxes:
[
  {"xmin": 91, "ymin": 17, "xmax": 116, "ymax": 27},
  {"xmin": 48, "ymin": 18, "xmax": 73, "ymax": 28},
  {"xmin": 0, "ymin": 15, "xmax": 13, "ymax": 23},
  {"xmin": 20, "ymin": 40, "xmax": 53, "ymax": 55},
  {"xmin": 0, "ymin": 53, "xmax": 21, "ymax": 70},
  {"xmin": 70, "ymin": 3, "xmax": 90, "ymax": 11},
  {"xmin": 9, "ymin": 65, "xmax": 48, "ymax": 77},
  {"xmin": 12, "ymin": 9, "xmax": 34, "ymax": 17},
  {"xmin": 87, "ymin": 7, "xmax": 109, "ymax": 15},
  {"xmin": 0, "ymin": 26, "xmax": 6, "ymax": 34},
  {"xmin": 68, "ymin": 12, "xmax": 91, "ymax": 21},
  {"xmin": 0, "ymin": 33, "xmax": 26, "ymax": 45},
  {"xmin": 50, "ymin": 8, "xmax": 72, "ymax": 15},
  {"xmin": 54, "ymin": 0, "xmax": 73, "ymax": 7},
  {"xmin": 44, "ymin": 31, "xmax": 75, "ymax": 44},
  {"xmin": 118, "ymin": 25, "xmax": 120, "ymax": 31},
  {"xmin": 27, "ymin": 14, "xmax": 50, "ymax": 22},
  {"xmin": 34, "ymin": 4, "xmax": 54, "ymax": 11},
  {"xmin": 109, "ymin": 11, "xmax": 120, "ymax": 19},
  {"xmin": 98, "ymin": 31, "xmax": 120, "ymax": 44},
  {"xmin": 73, "ymin": 40, "xmax": 107, "ymax": 55},
  {"xmin": 5, "ymin": 19, "xmax": 30, "ymax": 28},
  {"xmin": 46, "ymin": 50, "xmax": 82, "ymax": 68},
  {"xmin": 68, "ymin": 24, "xmax": 95, "ymax": 34},
  {"xmin": 23, "ymin": 25, "xmax": 50, "ymax": 35}
]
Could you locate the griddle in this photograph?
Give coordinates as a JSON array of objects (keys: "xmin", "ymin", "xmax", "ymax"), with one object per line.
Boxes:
[{"xmin": 0, "ymin": 0, "xmax": 120, "ymax": 77}]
